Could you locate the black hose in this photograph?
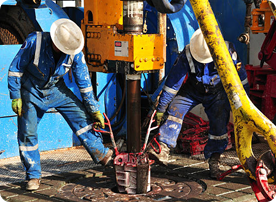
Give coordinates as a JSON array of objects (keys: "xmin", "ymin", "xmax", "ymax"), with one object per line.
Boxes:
[
  {"xmin": 146, "ymin": 0, "xmax": 186, "ymax": 13},
  {"xmin": 243, "ymin": 0, "xmax": 254, "ymax": 4},
  {"xmin": 22, "ymin": 0, "xmax": 41, "ymax": 5},
  {"xmin": 145, "ymin": 0, "xmax": 154, "ymax": 7}
]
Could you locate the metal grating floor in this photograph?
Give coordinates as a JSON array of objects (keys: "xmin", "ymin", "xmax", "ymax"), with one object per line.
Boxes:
[
  {"xmin": 0, "ymin": 146, "xmax": 99, "ymax": 186},
  {"xmin": 0, "ymin": 136, "xmax": 270, "ymax": 186},
  {"xmin": 191, "ymin": 139, "xmax": 270, "ymax": 167}
]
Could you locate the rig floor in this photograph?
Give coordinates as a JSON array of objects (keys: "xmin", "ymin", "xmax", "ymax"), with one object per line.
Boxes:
[{"xmin": 0, "ymin": 143, "xmax": 258, "ymax": 202}]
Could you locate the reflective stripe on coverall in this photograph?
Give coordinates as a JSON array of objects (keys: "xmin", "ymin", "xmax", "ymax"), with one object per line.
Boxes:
[
  {"xmin": 157, "ymin": 41, "xmax": 249, "ymax": 159},
  {"xmin": 8, "ymin": 32, "xmax": 109, "ymax": 180}
]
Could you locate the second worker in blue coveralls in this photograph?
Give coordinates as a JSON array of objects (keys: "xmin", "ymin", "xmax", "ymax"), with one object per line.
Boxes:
[
  {"xmin": 8, "ymin": 19, "xmax": 113, "ymax": 191},
  {"xmin": 148, "ymin": 28, "xmax": 249, "ymax": 179}
]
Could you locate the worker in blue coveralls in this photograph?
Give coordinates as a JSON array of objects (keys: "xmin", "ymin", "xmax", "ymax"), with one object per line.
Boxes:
[
  {"xmin": 148, "ymin": 28, "xmax": 249, "ymax": 179},
  {"xmin": 8, "ymin": 19, "xmax": 113, "ymax": 191}
]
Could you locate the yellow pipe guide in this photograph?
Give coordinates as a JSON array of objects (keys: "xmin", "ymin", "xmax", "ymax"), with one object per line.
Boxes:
[{"xmin": 190, "ymin": 0, "xmax": 276, "ymax": 182}]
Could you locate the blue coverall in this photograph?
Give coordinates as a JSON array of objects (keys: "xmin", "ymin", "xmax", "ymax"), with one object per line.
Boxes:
[
  {"xmin": 8, "ymin": 32, "xmax": 110, "ymax": 180},
  {"xmin": 157, "ymin": 41, "xmax": 249, "ymax": 159}
]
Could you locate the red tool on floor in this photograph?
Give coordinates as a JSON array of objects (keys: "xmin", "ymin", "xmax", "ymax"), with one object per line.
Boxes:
[
  {"xmin": 217, "ymin": 164, "xmax": 243, "ymax": 181},
  {"xmin": 176, "ymin": 112, "xmax": 233, "ymax": 156},
  {"xmin": 253, "ymin": 151, "xmax": 276, "ymax": 202},
  {"xmin": 218, "ymin": 151, "xmax": 276, "ymax": 202}
]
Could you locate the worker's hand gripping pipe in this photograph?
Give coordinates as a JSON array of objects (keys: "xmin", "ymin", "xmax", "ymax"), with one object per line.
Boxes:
[{"xmin": 189, "ymin": 0, "xmax": 276, "ymax": 183}]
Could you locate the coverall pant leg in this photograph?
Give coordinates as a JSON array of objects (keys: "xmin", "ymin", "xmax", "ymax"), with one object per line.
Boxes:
[
  {"xmin": 54, "ymin": 83, "xmax": 109, "ymax": 163},
  {"xmin": 158, "ymin": 87, "xmax": 230, "ymax": 159},
  {"xmin": 202, "ymin": 88, "xmax": 231, "ymax": 159},
  {"xmin": 18, "ymin": 101, "xmax": 42, "ymax": 180},
  {"xmin": 159, "ymin": 94, "xmax": 200, "ymax": 148},
  {"xmin": 18, "ymin": 81, "xmax": 109, "ymax": 180}
]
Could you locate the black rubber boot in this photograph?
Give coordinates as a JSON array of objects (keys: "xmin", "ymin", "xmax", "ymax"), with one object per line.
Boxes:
[{"xmin": 208, "ymin": 153, "xmax": 221, "ymax": 179}]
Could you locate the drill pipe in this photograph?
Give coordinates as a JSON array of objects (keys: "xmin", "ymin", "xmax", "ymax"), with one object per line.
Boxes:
[{"xmin": 126, "ymin": 75, "xmax": 141, "ymax": 153}]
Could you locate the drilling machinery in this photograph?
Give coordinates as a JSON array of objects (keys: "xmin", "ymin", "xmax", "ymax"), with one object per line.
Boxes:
[
  {"xmin": 81, "ymin": 0, "xmax": 165, "ymax": 154},
  {"xmin": 81, "ymin": 0, "xmax": 186, "ymax": 194}
]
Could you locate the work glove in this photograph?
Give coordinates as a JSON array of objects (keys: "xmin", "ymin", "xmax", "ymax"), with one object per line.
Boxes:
[
  {"xmin": 12, "ymin": 98, "xmax": 22, "ymax": 117},
  {"xmin": 156, "ymin": 111, "xmax": 164, "ymax": 126},
  {"xmin": 91, "ymin": 111, "xmax": 105, "ymax": 129}
]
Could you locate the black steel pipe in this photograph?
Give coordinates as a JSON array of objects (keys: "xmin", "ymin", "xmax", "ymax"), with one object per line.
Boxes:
[{"xmin": 126, "ymin": 74, "xmax": 141, "ymax": 153}]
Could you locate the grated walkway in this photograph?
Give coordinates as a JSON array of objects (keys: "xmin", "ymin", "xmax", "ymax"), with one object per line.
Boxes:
[
  {"xmin": 0, "ymin": 147, "xmax": 97, "ymax": 186},
  {"xmin": 0, "ymin": 141, "xmax": 269, "ymax": 201}
]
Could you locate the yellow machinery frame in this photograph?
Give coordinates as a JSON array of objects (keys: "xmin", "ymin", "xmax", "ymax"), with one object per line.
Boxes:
[{"xmin": 81, "ymin": 0, "xmax": 165, "ymax": 73}]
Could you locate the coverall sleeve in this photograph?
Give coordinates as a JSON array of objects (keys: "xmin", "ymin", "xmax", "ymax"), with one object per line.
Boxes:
[
  {"xmin": 157, "ymin": 51, "xmax": 189, "ymax": 112},
  {"xmin": 71, "ymin": 52, "xmax": 99, "ymax": 113},
  {"xmin": 8, "ymin": 32, "xmax": 36, "ymax": 99}
]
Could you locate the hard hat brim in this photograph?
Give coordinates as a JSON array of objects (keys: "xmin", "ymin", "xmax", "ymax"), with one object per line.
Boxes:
[
  {"xmin": 50, "ymin": 18, "xmax": 84, "ymax": 55},
  {"xmin": 190, "ymin": 29, "xmax": 213, "ymax": 63}
]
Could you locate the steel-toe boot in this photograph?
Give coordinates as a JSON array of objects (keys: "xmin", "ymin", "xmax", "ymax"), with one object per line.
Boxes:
[
  {"xmin": 26, "ymin": 178, "xmax": 41, "ymax": 191},
  {"xmin": 99, "ymin": 149, "xmax": 114, "ymax": 166},
  {"xmin": 208, "ymin": 152, "xmax": 221, "ymax": 179},
  {"xmin": 148, "ymin": 142, "xmax": 170, "ymax": 166}
]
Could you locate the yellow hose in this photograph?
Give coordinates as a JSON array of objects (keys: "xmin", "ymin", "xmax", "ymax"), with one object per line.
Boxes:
[{"xmin": 190, "ymin": 0, "xmax": 276, "ymax": 182}]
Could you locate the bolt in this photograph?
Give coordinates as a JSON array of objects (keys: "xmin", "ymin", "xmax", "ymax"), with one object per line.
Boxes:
[
  {"xmin": 144, "ymin": 58, "xmax": 148, "ymax": 62},
  {"xmin": 156, "ymin": 57, "xmax": 160, "ymax": 61},
  {"xmin": 164, "ymin": 188, "xmax": 174, "ymax": 192}
]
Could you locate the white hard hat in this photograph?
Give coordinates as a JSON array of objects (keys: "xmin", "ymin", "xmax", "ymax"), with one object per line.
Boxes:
[
  {"xmin": 189, "ymin": 28, "xmax": 213, "ymax": 63},
  {"xmin": 50, "ymin": 18, "xmax": 84, "ymax": 55}
]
